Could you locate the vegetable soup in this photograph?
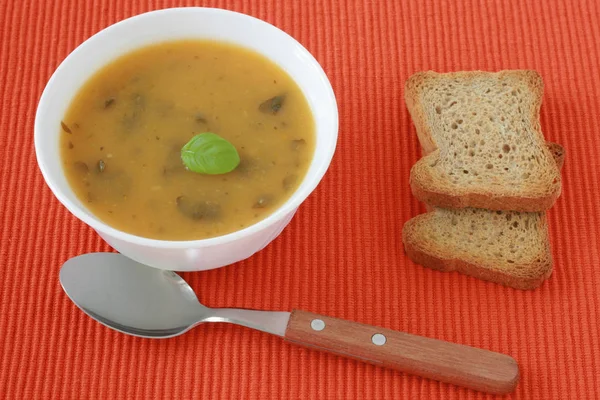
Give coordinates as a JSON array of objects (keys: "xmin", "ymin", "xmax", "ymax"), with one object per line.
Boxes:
[{"xmin": 60, "ymin": 40, "xmax": 315, "ymax": 240}]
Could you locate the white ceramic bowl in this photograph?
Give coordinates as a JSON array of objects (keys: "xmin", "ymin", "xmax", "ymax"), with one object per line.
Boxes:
[{"xmin": 35, "ymin": 7, "xmax": 338, "ymax": 271}]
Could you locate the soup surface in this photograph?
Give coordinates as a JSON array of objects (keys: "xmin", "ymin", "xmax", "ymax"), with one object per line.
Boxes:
[{"xmin": 61, "ymin": 40, "xmax": 315, "ymax": 240}]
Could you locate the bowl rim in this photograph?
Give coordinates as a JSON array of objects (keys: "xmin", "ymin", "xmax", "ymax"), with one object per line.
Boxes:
[{"xmin": 34, "ymin": 7, "xmax": 338, "ymax": 249}]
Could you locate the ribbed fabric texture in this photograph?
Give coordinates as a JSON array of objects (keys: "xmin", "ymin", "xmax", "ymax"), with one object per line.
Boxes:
[{"xmin": 1, "ymin": 0, "xmax": 599, "ymax": 398}]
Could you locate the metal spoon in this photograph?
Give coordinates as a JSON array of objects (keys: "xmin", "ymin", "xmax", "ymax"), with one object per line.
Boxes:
[{"xmin": 60, "ymin": 253, "xmax": 519, "ymax": 394}]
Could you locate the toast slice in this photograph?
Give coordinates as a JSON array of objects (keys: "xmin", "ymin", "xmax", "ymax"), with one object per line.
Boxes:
[
  {"xmin": 402, "ymin": 208, "xmax": 552, "ymax": 290},
  {"xmin": 406, "ymin": 70, "xmax": 561, "ymax": 212},
  {"xmin": 408, "ymin": 145, "xmax": 563, "ymax": 289},
  {"xmin": 422, "ymin": 142, "xmax": 564, "ymax": 212},
  {"xmin": 403, "ymin": 71, "xmax": 564, "ymax": 288}
]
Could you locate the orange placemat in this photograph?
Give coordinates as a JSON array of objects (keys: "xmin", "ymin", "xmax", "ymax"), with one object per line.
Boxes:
[{"xmin": 1, "ymin": 0, "xmax": 599, "ymax": 398}]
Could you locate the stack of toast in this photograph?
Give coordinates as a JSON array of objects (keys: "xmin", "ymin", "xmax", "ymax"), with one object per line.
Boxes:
[{"xmin": 402, "ymin": 70, "xmax": 563, "ymax": 290}]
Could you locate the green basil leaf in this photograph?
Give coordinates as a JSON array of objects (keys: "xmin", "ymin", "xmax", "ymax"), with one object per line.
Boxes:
[{"xmin": 181, "ymin": 133, "xmax": 240, "ymax": 175}]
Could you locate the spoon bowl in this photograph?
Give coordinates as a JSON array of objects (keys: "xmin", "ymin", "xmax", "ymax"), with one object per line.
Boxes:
[
  {"xmin": 61, "ymin": 253, "xmax": 206, "ymax": 337},
  {"xmin": 60, "ymin": 253, "xmax": 290, "ymax": 338}
]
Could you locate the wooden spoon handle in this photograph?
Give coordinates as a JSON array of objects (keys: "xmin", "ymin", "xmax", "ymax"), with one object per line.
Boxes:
[{"xmin": 284, "ymin": 310, "xmax": 518, "ymax": 395}]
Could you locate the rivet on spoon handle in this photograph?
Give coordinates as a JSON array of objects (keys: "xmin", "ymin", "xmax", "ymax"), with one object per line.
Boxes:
[{"xmin": 284, "ymin": 310, "xmax": 519, "ymax": 395}]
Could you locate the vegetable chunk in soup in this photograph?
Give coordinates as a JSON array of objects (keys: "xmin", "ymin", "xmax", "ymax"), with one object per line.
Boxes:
[{"xmin": 60, "ymin": 40, "xmax": 315, "ymax": 240}]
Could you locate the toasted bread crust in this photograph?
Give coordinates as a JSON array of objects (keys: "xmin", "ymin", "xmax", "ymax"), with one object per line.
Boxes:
[
  {"xmin": 410, "ymin": 154, "xmax": 561, "ymax": 212},
  {"xmin": 402, "ymin": 213, "xmax": 553, "ymax": 290},
  {"xmin": 420, "ymin": 142, "xmax": 565, "ymax": 213},
  {"xmin": 546, "ymin": 142, "xmax": 565, "ymax": 170},
  {"xmin": 410, "ymin": 162, "xmax": 561, "ymax": 211}
]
